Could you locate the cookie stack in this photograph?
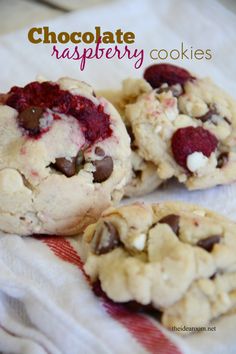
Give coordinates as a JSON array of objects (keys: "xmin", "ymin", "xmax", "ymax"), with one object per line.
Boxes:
[
  {"xmin": 86, "ymin": 63, "xmax": 236, "ymax": 332},
  {"xmin": 0, "ymin": 63, "xmax": 236, "ymax": 332}
]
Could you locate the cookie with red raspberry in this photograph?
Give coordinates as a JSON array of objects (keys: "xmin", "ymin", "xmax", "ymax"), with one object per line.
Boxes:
[
  {"xmin": 117, "ymin": 63, "xmax": 236, "ymax": 190},
  {"xmin": 0, "ymin": 77, "xmax": 131, "ymax": 235}
]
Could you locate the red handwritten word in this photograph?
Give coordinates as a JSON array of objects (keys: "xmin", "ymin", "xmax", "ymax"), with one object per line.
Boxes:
[{"xmin": 51, "ymin": 38, "xmax": 144, "ymax": 71}]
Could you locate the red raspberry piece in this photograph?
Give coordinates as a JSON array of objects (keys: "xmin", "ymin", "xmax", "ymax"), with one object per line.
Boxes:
[
  {"xmin": 171, "ymin": 127, "xmax": 218, "ymax": 170},
  {"xmin": 144, "ymin": 63, "xmax": 194, "ymax": 89},
  {"xmin": 5, "ymin": 81, "xmax": 112, "ymax": 143}
]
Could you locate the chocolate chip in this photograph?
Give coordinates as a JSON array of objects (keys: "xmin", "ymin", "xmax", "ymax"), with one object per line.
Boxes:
[
  {"xmin": 196, "ymin": 106, "xmax": 217, "ymax": 123},
  {"xmin": 197, "ymin": 235, "xmax": 221, "ymax": 252},
  {"xmin": 196, "ymin": 106, "xmax": 231, "ymax": 126},
  {"xmin": 135, "ymin": 170, "xmax": 142, "ymax": 179},
  {"xmin": 95, "ymin": 146, "xmax": 105, "ymax": 157},
  {"xmin": 54, "ymin": 157, "xmax": 76, "ymax": 177},
  {"xmin": 92, "ymin": 280, "xmax": 162, "ymax": 320},
  {"xmin": 18, "ymin": 106, "xmax": 44, "ymax": 135},
  {"xmin": 159, "ymin": 214, "xmax": 180, "ymax": 235},
  {"xmin": 210, "ymin": 273, "xmax": 216, "ymax": 280},
  {"xmin": 224, "ymin": 117, "xmax": 231, "ymax": 125},
  {"xmin": 95, "ymin": 222, "xmax": 120, "ymax": 255},
  {"xmin": 217, "ymin": 152, "xmax": 229, "ymax": 168},
  {"xmin": 125, "ymin": 301, "xmax": 152, "ymax": 312},
  {"xmin": 92, "ymin": 280, "xmax": 107, "ymax": 298},
  {"xmin": 93, "ymin": 156, "xmax": 113, "ymax": 183},
  {"xmin": 52, "ymin": 150, "xmax": 85, "ymax": 177}
]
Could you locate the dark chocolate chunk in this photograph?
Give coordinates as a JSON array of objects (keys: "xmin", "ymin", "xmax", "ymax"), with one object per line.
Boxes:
[
  {"xmin": 159, "ymin": 214, "xmax": 180, "ymax": 235},
  {"xmin": 18, "ymin": 106, "xmax": 44, "ymax": 135},
  {"xmin": 95, "ymin": 222, "xmax": 120, "ymax": 255},
  {"xmin": 125, "ymin": 301, "xmax": 162, "ymax": 318},
  {"xmin": 217, "ymin": 152, "xmax": 229, "ymax": 168},
  {"xmin": 197, "ymin": 105, "xmax": 231, "ymax": 126},
  {"xmin": 54, "ymin": 157, "xmax": 76, "ymax": 177},
  {"xmin": 92, "ymin": 280, "xmax": 162, "ymax": 320},
  {"xmin": 224, "ymin": 117, "xmax": 231, "ymax": 125},
  {"xmin": 135, "ymin": 170, "xmax": 142, "ymax": 179},
  {"xmin": 197, "ymin": 235, "xmax": 221, "ymax": 252},
  {"xmin": 52, "ymin": 150, "xmax": 85, "ymax": 177},
  {"xmin": 93, "ymin": 156, "xmax": 113, "ymax": 183},
  {"xmin": 196, "ymin": 106, "xmax": 217, "ymax": 123},
  {"xmin": 210, "ymin": 273, "xmax": 216, "ymax": 280},
  {"xmin": 92, "ymin": 279, "xmax": 107, "ymax": 298}
]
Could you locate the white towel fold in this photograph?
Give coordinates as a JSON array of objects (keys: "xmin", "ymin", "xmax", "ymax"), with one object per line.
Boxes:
[{"xmin": 0, "ymin": 234, "xmax": 186, "ymax": 354}]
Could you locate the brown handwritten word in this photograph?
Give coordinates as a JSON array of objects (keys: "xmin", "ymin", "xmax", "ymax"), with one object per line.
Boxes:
[{"xmin": 28, "ymin": 26, "xmax": 135, "ymax": 45}]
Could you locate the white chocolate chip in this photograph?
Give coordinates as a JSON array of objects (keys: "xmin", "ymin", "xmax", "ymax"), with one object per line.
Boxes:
[
  {"xmin": 165, "ymin": 108, "xmax": 177, "ymax": 121},
  {"xmin": 178, "ymin": 174, "xmax": 187, "ymax": 182},
  {"xmin": 181, "ymin": 97, "xmax": 208, "ymax": 117},
  {"xmin": 39, "ymin": 111, "xmax": 53, "ymax": 130},
  {"xmin": 171, "ymin": 84, "xmax": 182, "ymax": 97},
  {"xmin": 154, "ymin": 126, "xmax": 162, "ymax": 133},
  {"xmin": 187, "ymin": 152, "xmax": 208, "ymax": 172},
  {"xmin": 193, "ymin": 210, "xmax": 206, "ymax": 217},
  {"xmin": 132, "ymin": 233, "xmax": 146, "ymax": 251},
  {"xmin": 220, "ymin": 293, "xmax": 231, "ymax": 306}
]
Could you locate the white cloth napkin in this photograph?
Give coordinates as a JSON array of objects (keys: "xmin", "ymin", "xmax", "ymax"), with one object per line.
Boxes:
[
  {"xmin": 0, "ymin": 234, "xmax": 191, "ymax": 354},
  {"xmin": 0, "ymin": 0, "xmax": 236, "ymax": 353}
]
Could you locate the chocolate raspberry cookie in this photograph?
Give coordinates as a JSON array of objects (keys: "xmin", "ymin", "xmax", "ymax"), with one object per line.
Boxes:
[
  {"xmin": 113, "ymin": 64, "xmax": 236, "ymax": 190},
  {"xmin": 97, "ymin": 85, "xmax": 162, "ymax": 197},
  {"xmin": 0, "ymin": 77, "xmax": 131, "ymax": 235},
  {"xmin": 83, "ymin": 201, "xmax": 236, "ymax": 330}
]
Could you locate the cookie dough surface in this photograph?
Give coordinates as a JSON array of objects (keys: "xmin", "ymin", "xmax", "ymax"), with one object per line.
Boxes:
[
  {"xmin": 111, "ymin": 64, "xmax": 236, "ymax": 190},
  {"xmin": 83, "ymin": 201, "xmax": 236, "ymax": 330},
  {"xmin": 97, "ymin": 85, "xmax": 162, "ymax": 197},
  {"xmin": 0, "ymin": 78, "xmax": 131, "ymax": 235}
]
